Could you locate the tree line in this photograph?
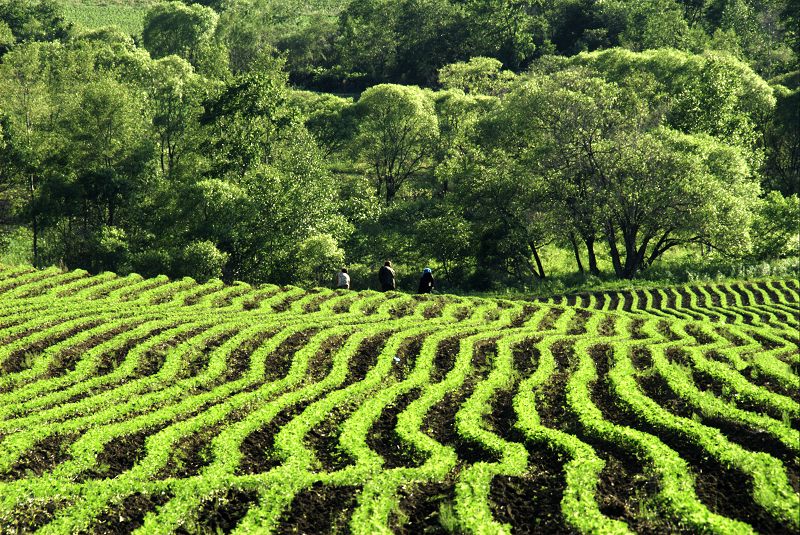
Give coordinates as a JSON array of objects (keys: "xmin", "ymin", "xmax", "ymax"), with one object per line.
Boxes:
[{"xmin": 0, "ymin": 0, "xmax": 797, "ymax": 290}]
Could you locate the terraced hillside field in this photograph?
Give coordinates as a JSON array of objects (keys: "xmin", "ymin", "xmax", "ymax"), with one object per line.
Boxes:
[
  {"xmin": 0, "ymin": 265, "xmax": 798, "ymax": 534},
  {"xmin": 61, "ymin": 1, "xmax": 154, "ymax": 36}
]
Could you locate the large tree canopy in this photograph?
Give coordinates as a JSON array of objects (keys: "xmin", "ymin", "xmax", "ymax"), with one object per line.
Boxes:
[
  {"xmin": 0, "ymin": 0, "xmax": 795, "ymax": 290},
  {"xmin": 468, "ymin": 66, "xmax": 762, "ymax": 279},
  {"xmin": 351, "ymin": 83, "xmax": 438, "ymax": 204}
]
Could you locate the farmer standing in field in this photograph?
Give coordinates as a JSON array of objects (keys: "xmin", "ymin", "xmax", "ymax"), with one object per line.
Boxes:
[
  {"xmin": 418, "ymin": 267, "xmax": 434, "ymax": 294},
  {"xmin": 337, "ymin": 268, "xmax": 350, "ymax": 290},
  {"xmin": 379, "ymin": 261, "xmax": 396, "ymax": 291}
]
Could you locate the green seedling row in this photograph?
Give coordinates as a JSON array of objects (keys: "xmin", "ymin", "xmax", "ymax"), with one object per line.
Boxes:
[{"xmin": 0, "ymin": 267, "xmax": 797, "ymax": 534}]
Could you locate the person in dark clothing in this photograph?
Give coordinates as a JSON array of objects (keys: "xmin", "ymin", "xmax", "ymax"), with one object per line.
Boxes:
[
  {"xmin": 418, "ymin": 267, "xmax": 434, "ymax": 294},
  {"xmin": 378, "ymin": 261, "xmax": 396, "ymax": 291},
  {"xmin": 337, "ymin": 268, "xmax": 350, "ymax": 290}
]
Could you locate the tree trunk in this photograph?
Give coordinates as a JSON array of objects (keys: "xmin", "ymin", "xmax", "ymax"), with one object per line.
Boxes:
[
  {"xmin": 605, "ymin": 222, "xmax": 624, "ymax": 278},
  {"xmin": 585, "ymin": 236, "xmax": 600, "ymax": 276},
  {"xmin": 32, "ymin": 214, "xmax": 38, "ymax": 268},
  {"xmin": 622, "ymin": 229, "xmax": 639, "ymax": 279},
  {"xmin": 385, "ymin": 175, "xmax": 396, "ymax": 204},
  {"xmin": 621, "ymin": 229, "xmax": 649, "ymax": 280},
  {"xmin": 529, "ymin": 240, "xmax": 546, "ymax": 280},
  {"xmin": 569, "ymin": 233, "xmax": 584, "ymax": 274},
  {"xmin": 29, "ymin": 174, "xmax": 39, "ymax": 267}
]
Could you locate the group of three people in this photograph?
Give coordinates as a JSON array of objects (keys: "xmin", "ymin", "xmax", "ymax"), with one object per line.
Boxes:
[{"xmin": 337, "ymin": 261, "xmax": 435, "ymax": 293}]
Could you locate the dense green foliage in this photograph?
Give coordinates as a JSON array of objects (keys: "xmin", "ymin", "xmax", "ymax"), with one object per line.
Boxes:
[
  {"xmin": 0, "ymin": 0, "xmax": 797, "ymax": 290},
  {"xmin": 0, "ymin": 265, "xmax": 797, "ymax": 533}
]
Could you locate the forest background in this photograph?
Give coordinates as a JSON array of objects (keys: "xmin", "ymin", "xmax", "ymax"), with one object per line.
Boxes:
[{"xmin": 0, "ymin": 0, "xmax": 797, "ymax": 294}]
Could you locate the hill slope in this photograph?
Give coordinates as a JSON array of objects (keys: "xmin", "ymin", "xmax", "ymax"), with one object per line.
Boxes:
[
  {"xmin": 61, "ymin": 0, "xmax": 155, "ymax": 35},
  {"xmin": 0, "ymin": 265, "xmax": 798, "ymax": 533}
]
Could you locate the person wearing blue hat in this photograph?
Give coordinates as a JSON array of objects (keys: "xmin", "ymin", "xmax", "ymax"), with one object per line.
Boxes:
[{"xmin": 418, "ymin": 267, "xmax": 434, "ymax": 294}]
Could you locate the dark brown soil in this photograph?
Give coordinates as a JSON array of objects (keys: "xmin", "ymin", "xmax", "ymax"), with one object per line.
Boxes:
[
  {"xmin": 656, "ymin": 321, "xmax": 680, "ymax": 341},
  {"xmin": 537, "ymin": 308, "xmax": 565, "ymax": 330},
  {"xmin": 717, "ymin": 286, "xmax": 739, "ymax": 307},
  {"xmin": 684, "ymin": 325, "xmax": 715, "ymax": 345},
  {"xmin": 390, "ymin": 478, "xmax": 457, "ymax": 534},
  {"xmin": 343, "ymin": 332, "xmax": 394, "ymax": 386},
  {"xmin": 137, "ymin": 344, "xmax": 176, "ymax": 376},
  {"xmin": 748, "ymin": 332, "xmax": 782, "ymax": 350},
  {"xmin": 241, "ymin": 288, "xmax": 280, "ymax": 310},
  {"xmin": 86, "ymin": 426, "xmax": 165, "ymax": 479},
  {"xmin": 675, "ymin": 288, "xmax": 699, "ymax": 311},
  {"xmin": 264, "ymin": 330, "xmax": 318, "ymax": 383},
  {"xmin": 430, "ymin": 337, "xmax": 461, "ymax": 383},
  {"xmin": 511, "ymin": 338, "xmax": 539, "ymax": 378},
  {"xmin": 486, "ymin": 386, "xmax": 518, "ymax": 439},
  {"xmin": 94, "ymin": 326, "xmax": 173, "ymax": 376},
  {"xmin": 424, "ymin": 341, "xmax": 500, "ymax": 464},
  {"xmin": 690, "ymin": 368, "xmax": 789, "ymax": 423},
  {"xmin": 489, "ymin": 452, "xmax": 573, "ymax": 534},
  {"xmin": 366, "ymin": 388, "xmax": 425, "ymax": 468},
  {"xmin": 190, "ymin": 488, "xmax": 259, "ymax": 534},
  {"xmin": 510, "ymin": 305, "xmax": 538, "ymax": 328},
  {"xmin": 0, "ymin": 319, "xmax": 53, "ymax": 345},
  {"xmin": 1, "ymin": 432, "xmax": 76, "ymax": 481},
  {"xmin": 713, "ymin": 327, "xmax": 745, "ymax": 346},
  {"xmin": 237, "ymin": 399, "xmax": 315, "ymax": 475},
  {"xmin": 157, "ymin": 425, "xmax": 221, "ymax": 479},
  {"xmin": 392, "ymin": 338, "xmax": 424, "ymax": 381},
  {"xmin": 453, "ymin": 306, "xmax": 471, "ymax": 321},
  {"xmin": 567, "ymin": 309, "xmax": 591, "ymax": 335},
  {"xmin": 305, "ymin": 400, "xmax": 358, "ymax": 472},
  {"xmin": 702, "ymin": 286, "xmax": 722, "ymax": 307},
  {"xmin": 276, "ymin": 483, "xmax": 359, "ymax": 534},
  {"xmin": 90, "ymin": 492, "xmax": 172, "ymax": 534},
  {"xmin": 664, "ymin": 288, "xmax": 678, "ymax": 310},
  {"xmin": 589, "ymin": 345, "xmax": 685, "ymax": 534},
  {"xmin": 629, "ymin": 347, "xmax": 654, "ymax": 371},
  {"xmin": 649, "ymin": 290, "xmax": 663, "ymax": 309},
  {"xmin": 224, "ymin": 330, "xmax": 276, "ymax": 381},
  {"xmin": 632, "ymin": 363, "xmax": 795, "ymax": 534},
  {"xmin": 741, "ymin": 363, "xmax": 800, "ymax": 401},
  {"xmin": 45, "ymin": 325, "xmax": 141, "ymax": 378},
  {"xmin": 17, "ymin": 274, "xmax": 87, "ymax": 298},
  {"xmin": 183, "ymin": 284, "xmax": 223, "ymax": 306},
  {"xmin": 422, "ymin": 299, "xmax": 445, "ymax": 319},
  {"xmin": 0, "ymin": 498, "xmax": 71, "ymax": 533},
  {"xmin": 136, "ymin": 328, "xmax": 207, "ymax": 377},
  {"xmin": 1, "ymin": 320, "xmax": 102, "ymax": 375},
  {"xmin": 635, "ymin": 290, "xmax": 650, "ymax": 310},
  {"xmin": 776, "ymin": 351, "xmax": 800, "ymax": 377},
  {"xmin": 731, "ymin": 285, "xmax": 753, "ymax": 306},
  {"xmin": 607, "ymin": 293, "xmax": 620, "ymax": 310},
  {"xmin": 535, "ymin": 341, "xmax": 578, "ymax": 434},
  {"xmin": 305, "ymin": 335, "xmax": 347, "ymax": 384},
  {"xmin": 271, "ymin": 291, "xmax": 307, "ymax": 313},
  {"xmin": 597, "ymin": 316, "xmax": 616, "ymax": 337},
  {"xmin": 184, "ymin": 331, "xmax": 238, "ymax": 378},
  {"xmin": 628, "ymin": 318, "xmax": 646, "ymax": 340},
  {"xmin": 213, "ymin": 286, "xmax": 252, "ymax": 308},
  {"xmin": 593, "ymin": 293, "xmax": 607, "ymax": 310},
  {"xmin": 621, "ymin": 293, "xmax": 633, "ymax": 312},
  {"xmin": 756, "ymin": 282, "xmax": 782, "ymax": 303},
  {"xmin": 303, "ymin": 293, "xmax": 336, "ymax": 313},
  {"xmin": 702, "ymin": 416, "xmax": 799, "ymax": 494},
  {"xmin": 332, "ymin": 295, "xmax": 357, "ymax": 314}
]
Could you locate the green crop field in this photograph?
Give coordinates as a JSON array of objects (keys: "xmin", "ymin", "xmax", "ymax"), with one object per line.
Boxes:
[
  {"xmin": 60, "ymin": 0, "xmax": 155, "ymax": 36},
  {"xmin": 0, "ymin": 264, "xmax": 797, "ymax": 534}
]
